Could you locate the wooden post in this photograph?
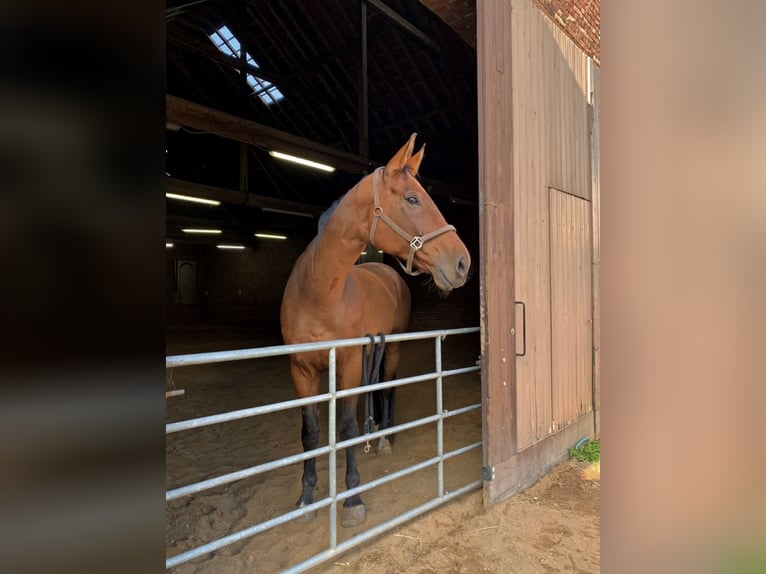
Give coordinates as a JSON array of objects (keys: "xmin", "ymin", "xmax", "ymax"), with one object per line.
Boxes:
[
  {"xmin": 589, "ymin": 61, "xmax": 601, "ymax": 439},
  {"xmin": 239, "ymin": 143, "xmax": 248, "ymax": 193},
  {"xmin": 477, "ymin": 0, "xmax": 517, "ymax": 506},
  {"xmin": 358, "ymin": 0, "xmax": 369, "ymax": 158}
]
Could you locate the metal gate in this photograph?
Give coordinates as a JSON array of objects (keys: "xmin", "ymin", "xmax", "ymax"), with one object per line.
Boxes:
[{"xmin": 166, "ymin": 327, "xmax": 481, "ymax": 572}]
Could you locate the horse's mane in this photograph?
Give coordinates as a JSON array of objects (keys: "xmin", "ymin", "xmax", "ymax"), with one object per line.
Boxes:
[
  {"xmin": 316, "ymin": 197, "xmax": 342, "ymax": 240},
  {"xmin": 317, "ymin": 175, "xmax": 366, "ymax": 240}
]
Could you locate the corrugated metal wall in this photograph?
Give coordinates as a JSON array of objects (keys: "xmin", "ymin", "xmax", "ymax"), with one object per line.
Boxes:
[{"xmin": 511, "ymin": 0, "xmax": 595, "ymax": 450}]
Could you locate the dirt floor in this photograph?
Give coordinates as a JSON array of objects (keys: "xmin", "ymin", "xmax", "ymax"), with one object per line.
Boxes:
[
  {"xmin": 328, "ymin": 459, "xmax": 600, "ymax": 574},
  {"xmin": 166, "ymin": 328, "xmax": 599, "ymax": 573}
]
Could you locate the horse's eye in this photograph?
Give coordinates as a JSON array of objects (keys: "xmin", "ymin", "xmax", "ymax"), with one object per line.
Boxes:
[{"xmin": 406, "ymin": 196, "xmax": 420, "ymax": 205}]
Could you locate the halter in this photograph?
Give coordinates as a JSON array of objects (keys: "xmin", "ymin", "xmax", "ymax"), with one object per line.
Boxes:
[{"xmin": 368, "ymin": 167, "xmax": 456, "ymax": 276}]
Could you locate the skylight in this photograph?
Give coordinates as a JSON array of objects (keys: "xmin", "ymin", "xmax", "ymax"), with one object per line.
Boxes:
[{"xmin": 209, "ymin": 25, "xmax": 284, "ymax": 105}]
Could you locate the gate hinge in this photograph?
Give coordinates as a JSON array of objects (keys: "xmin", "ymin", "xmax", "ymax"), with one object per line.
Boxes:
[{"xmin": 482, "ymin": 466, "xmax": 495, "ymax": 481}]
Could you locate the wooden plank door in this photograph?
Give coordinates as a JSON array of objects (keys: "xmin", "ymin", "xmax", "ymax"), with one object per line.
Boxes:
[{"xmin": 478, "ymin": 0, "xmax": 517, "ymax": 506}]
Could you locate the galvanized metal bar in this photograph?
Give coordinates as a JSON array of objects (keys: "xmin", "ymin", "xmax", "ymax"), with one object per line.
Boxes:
[
  {"xmin": 328, "ymin": 347, "xmax": 338, "ymax": 550},
  {"xmin": 435, "ymin": 336, "xmax": 444, "ymax": 497},
  {"xmin": 334, "ymin": 371, "xmax": 437, "ymax": 398},
  {"xmin": 336, "ymin": 403, "xmax": 481, "ymax": 451},
  {"xmin": 166, "ymin": 327, "xmax": 479, "ymax": 368},
  {"xmin": 442, "ymin": 403, "xmax": 481, "ymax": 418},
  {"xmin": 167, "ymin": 404, "xmax": 480, "ymax": 502},
  {"xmin": 441, "ymin": 365, "xmax": 482, "ymax": 377},
  {"xmin": 281, "ymin": 480, "xmax": 483, "ymax": 574},
  {"xmin": 337, "ymin": 455, "xmax": 440, "ymax": 502},
  {"xmin": 166, "ymin": 366, "xmax": 480, "ymax": 436},
  {"xmin": 338, "ymin": 413, "xmax": 438, "ymax": 450},
  {"xmin": 166, "ymin": 444, "xmax": 333, "ymax": 501},
  {"xmin": 166, "ymin": 327, "xmax": 483, "ymax": 572},
  {"xmin": 166, "ymin": 392, "xmax": 332, "ymax": 434},
  {"xmin": 167, "ymin": 442, "xmax": 483, "ymax": 570},
  {"xmin": 443, "ymin": 440, "xmax": 483, "ymax": 461},
  {"xmin": 332, "ymin": 365, "xmax": 481, "ymax": 399},
  {"xmin": 166, "ymin": 497, "xmax": 333, "ymax": 569},
  {"xmin": 335, "ymin": 439, "xmax": 483, "ymax": 502}
]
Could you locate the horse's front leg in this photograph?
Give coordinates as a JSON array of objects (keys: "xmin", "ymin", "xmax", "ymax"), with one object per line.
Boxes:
[
  {"xmin": 291, "ymin": 361, "xmax": 320, "ymax": 521},
  {"xmin": 296, "ymin": 403, "xmax": 320, "ymax": 518},
  {"xmin": 339, "ymin": 395, "xmax": 366, "ymax": 527}
]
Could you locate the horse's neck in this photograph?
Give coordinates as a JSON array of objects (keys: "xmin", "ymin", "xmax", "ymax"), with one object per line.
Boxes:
[{"xmin": 304, "ymin": 182, "xmax": 371, "ymax": 303}]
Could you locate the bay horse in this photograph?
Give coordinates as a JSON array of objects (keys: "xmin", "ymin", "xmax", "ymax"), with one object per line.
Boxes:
[{"xmin": 280, "ymin": 134, "xmax": 470, "ymax": 527}]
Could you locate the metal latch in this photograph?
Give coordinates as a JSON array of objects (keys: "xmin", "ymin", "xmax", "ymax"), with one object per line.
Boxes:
[{"xmin": 482, "ymin": 466, "xmax": 495, "ymax": 481}]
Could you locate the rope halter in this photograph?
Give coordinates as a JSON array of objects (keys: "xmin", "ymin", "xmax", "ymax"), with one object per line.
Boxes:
[{"xmin": 368, "ymin": 167, "xmax": 456, "ymax": 276}]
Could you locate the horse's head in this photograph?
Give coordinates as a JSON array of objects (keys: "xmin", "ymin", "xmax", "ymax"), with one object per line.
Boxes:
[{"xmin": 367, "ymin": 134, "xmax": 471, "ymax": 292}]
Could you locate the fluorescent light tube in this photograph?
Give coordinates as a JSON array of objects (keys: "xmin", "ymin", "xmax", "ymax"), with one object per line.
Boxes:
[
  {"xmin": 166, "ymin": 192, "xmax": 221, "ymax": 206},
  {"xmin": 182, "ymin": 228, "xmax": 222, "ymax": 234},
  {"xmin": 254, "ymin": 233, "xmax": 287, "ymax": 240},
  {"xmin": 217, "ymin": 244, "xmax": 246, "ymax": 250},
  {"xmin": 166, "ymin": 242, "xmax": 174, "ymax": 248},
  {"xmin": 269, "ymin": 150, "xmax": 335, "ymax": 173}
]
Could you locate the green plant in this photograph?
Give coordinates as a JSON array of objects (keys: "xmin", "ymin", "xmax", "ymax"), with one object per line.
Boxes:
[{"xmin": 569, "ymin": 439, "xmax": 600, "ymax": 462}]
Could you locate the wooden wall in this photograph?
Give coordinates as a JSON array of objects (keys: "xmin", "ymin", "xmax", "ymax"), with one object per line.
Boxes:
[
  {"xmin": 511, "ymin": 0, "xmax": 594, "ymax": 450},
  {"xmin": 590, "ymin": 62, "xmax": 601, "ymax": 437},
  {"xmin": 479, "ymin": 0, "xmax": 599, "ymax": 504}
]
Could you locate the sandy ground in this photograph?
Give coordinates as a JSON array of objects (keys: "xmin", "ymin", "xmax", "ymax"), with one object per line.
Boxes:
[{"xmin": 166, "ymin": 329, "xmax": 599, "ymax": 573}]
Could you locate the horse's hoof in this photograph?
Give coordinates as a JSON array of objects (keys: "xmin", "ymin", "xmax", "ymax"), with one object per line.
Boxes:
[
  {"xmin": 295, "ymin": 502, "xmax": 317, "ymax": 522},
  {"xmin": 341, "ymin": 504, "xmax": 367, "ymax": 528},
  {"xmin": 376, "ymin": 436, "xmax": 392, "ymax": 456}
]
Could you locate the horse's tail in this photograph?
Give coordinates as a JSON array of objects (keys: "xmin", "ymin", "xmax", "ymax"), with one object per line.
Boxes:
[
  {"xmin": 372, "ymin": 351, "xmax": 386, "ymax": 426},
  {"xmin": 363, "ymin": 334, "xmax": 395, "ymax": 443},
  {"xmin": 372, "ymin": 347, "xmax": 396, "ymax": 445}
]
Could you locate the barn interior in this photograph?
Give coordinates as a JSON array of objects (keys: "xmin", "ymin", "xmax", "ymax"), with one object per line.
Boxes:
[
  {"xmin": 165, "ymin": 0, "xmax": 481, "ymax": 346},
  {"xmin": 164, "ymin": 1, "xmax": 602, "ymax": 570}
]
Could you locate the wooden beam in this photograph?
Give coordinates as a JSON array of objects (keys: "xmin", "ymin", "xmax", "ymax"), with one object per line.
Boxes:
[
  {"xmin": 166, "ymin": 95, "xmax": 374, "ymax": 174},
  {"xmin": 367, "ymin": 0, "xmax": 442, "ymax": 53},
  {"xmin": 165, "ymin": 177, "xmax": 324, "ymax": 215},
  {"xmin": 167, "ymin": 33, "xmax": 288, "ymax": 90},
  {"xmin": 358, "ymin": 0, "xmax": 369, "ymax": 157},
  {"xmin": 166, "ymin": 97, "xmax": 476, "ymax": 199}
]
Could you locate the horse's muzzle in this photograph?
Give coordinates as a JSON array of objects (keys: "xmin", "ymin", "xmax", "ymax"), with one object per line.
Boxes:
[{"xmin": 434, "ymin": 254, "xmax": 470, "ymax": 291}]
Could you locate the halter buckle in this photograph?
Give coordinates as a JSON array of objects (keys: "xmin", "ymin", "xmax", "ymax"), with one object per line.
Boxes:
[
  {"xmin": 373, "ymin": 206, "xmax": 383, "ymax": 216},
  {"xmin": 410, "ymin": 236, "xmax": 424, "ymax": 250}
]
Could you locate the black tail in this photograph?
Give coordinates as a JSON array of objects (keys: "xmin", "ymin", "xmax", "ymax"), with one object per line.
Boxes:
[
  {"xmin": 372, "ymin": 352, "xmax": 396, "ymax": 444},
  {"xmin": 363, "ymin": 333, "xmax": 395, "ymax": 444}
]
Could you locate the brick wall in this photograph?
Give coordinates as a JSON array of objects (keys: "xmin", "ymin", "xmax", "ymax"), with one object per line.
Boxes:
[
  {"xmin": 532, "ymin": 0, "xmax": 600, "ymax": 64},
  {"xmin": 418, "ymin": 0, "xmax": 477, "ymax": 49},
  {"xmin": 419, "ymin": 0, "xmax": 600, "ymax": 64}
]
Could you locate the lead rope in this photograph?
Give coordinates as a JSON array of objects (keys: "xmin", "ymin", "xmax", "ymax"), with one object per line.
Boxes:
[
  {"xmin": 361, "ymin": 332, "xmax": 386, "ymax": 453},
  {"xmin": 368, "ymin": 167, "xmax": 456, "ymax": 275}
]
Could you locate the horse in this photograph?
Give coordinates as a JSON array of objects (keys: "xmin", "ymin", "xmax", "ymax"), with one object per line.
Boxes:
[{"xmin": 280, "ymin": 134, "xmax": 471, "ymax": 528}]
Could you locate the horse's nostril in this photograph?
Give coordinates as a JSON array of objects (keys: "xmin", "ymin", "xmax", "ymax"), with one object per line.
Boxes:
[{"xmin": 456, "ymin": 255, "xmax": 468, "ymax": 278}]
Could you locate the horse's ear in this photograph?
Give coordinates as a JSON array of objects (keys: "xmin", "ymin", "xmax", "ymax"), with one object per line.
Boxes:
[
  {"xmin": 385, "ymin": 133, "xmax": 418, "ymax": 175},
  {"xmin": 404, "ymin": 143, "xmax": 425, "ymax": 177}
]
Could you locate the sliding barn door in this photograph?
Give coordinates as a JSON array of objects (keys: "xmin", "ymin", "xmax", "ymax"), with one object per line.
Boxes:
[{"xmin": 479, "ymin": 0, "xmax": 598, "ymax": 505}]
